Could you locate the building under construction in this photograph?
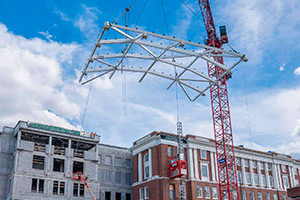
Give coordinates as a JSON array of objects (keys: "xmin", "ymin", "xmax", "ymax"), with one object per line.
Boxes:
[
  {"xmin": 0, "ymin": 121, "xmax": 132, "ymax": 200},
  {"xmin": 0, "ymin": 121, "xmax": 300, "ymax": 200}
]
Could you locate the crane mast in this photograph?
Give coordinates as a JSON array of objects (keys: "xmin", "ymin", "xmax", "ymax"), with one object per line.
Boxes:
[{"xmin": 198, "ymin": 0, "xmax": 240, "ymax": 199}]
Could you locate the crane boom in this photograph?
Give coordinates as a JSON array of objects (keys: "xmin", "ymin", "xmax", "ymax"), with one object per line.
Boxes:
[{"xmin": 198, "ymin": 0, "xmax": 240, "ymax": 200}]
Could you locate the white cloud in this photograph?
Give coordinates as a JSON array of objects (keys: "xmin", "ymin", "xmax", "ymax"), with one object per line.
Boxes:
[
  {"xmin": 294, "ymin": 67, "xmax": 300, "ymax": 75},
  {"xmin": 279, "ymin": 63, "xmax": 286, "ymax": 71},
  {"xmin": 38, "ymin": 31, "xmax": 53, "ymax": 42},
  {"xmin": 0, "ymin": 23, "xmax": 80, "ymax": 129}
]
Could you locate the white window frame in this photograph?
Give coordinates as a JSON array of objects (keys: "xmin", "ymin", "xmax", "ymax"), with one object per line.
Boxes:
[
  {"xmin": 283, "ymin": 175, "xmax": 289, "ymax": 189},
  {"xmin": 200, "ymin": 150, "xmax": 207, "ymax": 159},
  {"xmin": 254, "ymin": 174, "xmax": 258, "ymax": 185},
  {"xmin": 204, "ymin": 186, "xmax": 210, "ymax": 199},
  {"xmin": 201, "ymin": 163, "xmax": 209, "ymax": 181},
  {"xmin": 212, "ymin": 187, "xmax": 217, "ymax": 199},
  {"xmin": 105, "ymin": 156, "xmax": 112, "ymax": 165},
  {"xmin": 144, "ymin": 153, "xmax": 150, "ymax": 179},
  {"xmin": 242, "ymin": 191, "xmax": 247, "ymax": 200},
  {"xmin": 144, "ymin": 186, "xmax": 149, "ymax": 199},
  {"xmin": 266, "ymin": 193, "xmax": 270, "ymax": 200},
  {"xmin": 197, "ymin": 185, "xmax": 203, "ymax": 198},
  {"xmin": 282, "ymin": 165, "xmax": 287, "ymax": 173},
  {"xmin": 257, "ymin": 192, "xmax": 262, "ymax": 200},
  {"xmin": 244, "ymin": 159, "xmax": 249, "ymax": 168},
  {"xmin": 245, "ymin": 172, "xmax": 250, "ymax": 184},
  {"xmin": 273, "ymin": 194, "xmax": 278, "ymax": 200},
  {"xmin": 250, "ymin": 191, "xmax": 255, "ymax": 200},
  {"xmin": 139, "ymin": 188, "xmax": 144, "ymax": 200},
  {"xmin": 262, "ymin": 175, "xmax": 266, "ymax": 186},
  {"xmin": 115, "ymin": 157, "xmax": 122, "ymax": 167}
]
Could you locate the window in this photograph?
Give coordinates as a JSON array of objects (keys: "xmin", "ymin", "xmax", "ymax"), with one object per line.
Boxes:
[
  {"xmin": 201, "ymin": 150, "xmax": 207, "ymax": 159},
  {"xmin": 105, "ymin": 156, "xmax": 112, "ymax": 165},
  {"xmin": 144, "ymin": 153, "xmax": 150, "ymax": 179},
  {"xmin": 197, "ymin": 185, "xmax": 203, "ymax": 198},
  {"xmin": 126, "ymin": 193, "xmax": 131, "ymax": 200},
  {"xmin": 259, "ymin": 162, "xmax": 264, "ymax": 169},
  {"xmin": 105, "ymin": 170, "xmax": 112, "ymax": 183},
  {"xmin": 270, "ymin": 176, "xmax": 274, "ymax": 187},
  {"xmin": 115, "ymin": 157, "xmax": 122, "ymax": 166},
  {"xmin": 238, "ymin": 171, "xmax": 242, "ymax": 183},
  {"xmin": 144, "ymin": 186, "xmax": 149, "ymax": 199},
  {"xmin": 32, "ymin": 155, "xmax": 45, "ymax": 170},
  {"xmin": 73, "ymin": 161, "xmax": 84, "ymax": 173},
  {"xmin": 250, "ymin": 192, "xmax": 254, "ymax": 200},
  {"xmin": 79, "ymin": 184, "xmax": 84, "ymax": 197},
  {"xmin": 262, "ymin": 175, "xmax": 266, "ymax": 186},
  {"xmin": 257, "ymin": 192, "xmax": 262, "ymax": 200},
  {"xmin": 53, "ymin": 181, "xmax": 59, "ymax": 195},
  {"xmin": 105, "ymin": 192, "xmax": 111, "ymax": 200},
  {"xmin": 283, "ymin": 176, "xmax": 289, "ymax": 189},
  {"xmin": 282, "ymin": 195, "xmax": 287, "ymax": 200},
  {"xmin": 140, "ymin": 188, "xmax": 144, "ymax": 200},
  {"xmin": 273, "ymin": 194, "xmax": 278, "ymax": 200},
  {"xmin": 236, "ymin": 158, "xmax": 241, "ymax": 166},
  {"xmin": 244, "ymin": 159, "xmax": 249, "ymax": 167},
  {"xmin": 266, "ymin": 193, "xmax": 270, "ymax": 200},
  {"xmin": 116, "ymin": 192, "xmax": 122, "ymax": 200},
  {"xmin": 126, "ymin": 159, "xmax": 132, "ymax": 167},
  {"xmin": 201, "ymin": 164, "xmax": 209, "ymax": 181},
  {"xmin": 204, "ymin": 186, "xmax": 210, "ymax": 199},
  {"xmin": 115, "ymin": 171, "xmax": 122, "ymax": 184},
  {"xmin": 53, "ymin": 158, "xmax": 64, "ymax": 172},
  {"xmin": 73, "ymin": 183, "xmax": 84, "ymax": 197},
  {"xmin": 31, "ymin": 178, "xmax": 44, "ymax": 193},
  {"xmin": 125, "ymin": 173, "xmax": 132, "ymax": 185},
  {"xmin": 254, "ymin": 174, "xmax": 258, "ymax": 185},
  {"xmin": 295, "ymin": 179, "xmax": 299, "ymax": 186},
  {"xmin": 98, "ymin": 155, "xmax": 101, "ymax": 164},
  {"xmin": 168, "ymin": 146, "xmax": 174, "ymax": 157},
  {"xmin": 53, "ymin": 181, "xmax": 65, "ymax": 195},
  {"xmin": 73, "ymin": 183, "xmax": 78, "ymax": 196},
  {"xmin": 169, "ymin": 184, "xmax": 175, "ymax": 200},
  {"xmin": 242, "ymin": 191, "xmax": 246, "ymax": 200},
  {"xmin": 268, "ymin": 163, "xmax": 272, "ymax": 171},
  {"xmin": 253, "ymin": 161, "xmax": 257, "ymax": 168},
  {"xmin": 212, "ymin": 187, "xmax": 217, "ymax": 199},
  {"xmin": 245, "ymin": 172, "xmax": 250, "ymax": 184},
  {"xmin": 282, "ymin": 165, "xmax": 287, "ymax": 172}
]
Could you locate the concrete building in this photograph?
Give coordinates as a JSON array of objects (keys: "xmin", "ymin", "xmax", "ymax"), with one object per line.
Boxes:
[
  {"xmin": 0, "ymin": 121, "xmax": 132, "ymax": 200},
  {"xmin": 131, "ymin": 131, "xmax": 300, "ymax": 200}
]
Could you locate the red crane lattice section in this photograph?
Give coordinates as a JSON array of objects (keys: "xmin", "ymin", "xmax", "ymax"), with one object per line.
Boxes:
[{"xmin": 198, "ymin": 0, "xmax": 240, "ymax": 199}]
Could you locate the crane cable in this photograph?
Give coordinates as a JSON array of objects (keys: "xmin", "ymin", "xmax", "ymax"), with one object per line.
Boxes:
[
  {"xmin": 112, "ymin": 0, "xmax": 138, "ymax": 24},
  {"xmin": 135, "ymin": 0, "xmax": 149, "ymax": 27}
]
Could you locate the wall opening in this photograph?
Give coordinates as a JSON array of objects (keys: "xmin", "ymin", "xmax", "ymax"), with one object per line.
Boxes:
[
  {"xmin": 126, "ymin": 193, "xmax": 131, "ymax": 200},
  {"xmin": 73, "ymin": 161, "xmax": 84, "ymax": 173},
  {"xmin": 52, "ymin": 137, "xmax": 68, "ymax": 155},
  {"xmin": 105, "ymin": 192, "xmax": 111, "ymax": 200},
  {"xmin": 116, "ymin": 192, "xmax": 121, "ymax": 200},
  {"xmin": 22, "ymin": 132, "xmax": 49, "ymax": 152},
  {"xmin": 32, "ymin": 155, "xmax": 45, "ymax": 170},
  {"xmin": 79, "ymin": 184, "xmax": 84, "ymax": 197},
  {"xmin": 53, "ymin": 158, "xmax": 65, "ymax": 172}
]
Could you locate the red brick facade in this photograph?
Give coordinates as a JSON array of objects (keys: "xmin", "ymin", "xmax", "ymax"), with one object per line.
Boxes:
[{"xmin": 132, "ymin": 132, "xmax": 300, "ymax": 200}]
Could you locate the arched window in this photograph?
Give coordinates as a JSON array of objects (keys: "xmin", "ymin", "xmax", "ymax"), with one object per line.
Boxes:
[{"xmin": 144, "ymin": 153, "xmax": 149, "ymax": 179}]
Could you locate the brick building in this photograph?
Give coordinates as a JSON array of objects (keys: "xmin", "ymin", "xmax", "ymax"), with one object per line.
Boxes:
[{"xmin": 131, "ymin": 131, "xmax": 300, "ymax": 200}]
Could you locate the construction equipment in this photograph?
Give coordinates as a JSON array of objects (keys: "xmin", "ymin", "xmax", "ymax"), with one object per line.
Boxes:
[
  {"xmin": 73, "ymin": 172, "xmax": 96, "ymax": 200},
  {"xmin": 198, "ymin": 0, "xmax": 241, "ymax": 199},
  {"xmin": 79, "ymin": 3, "xmax": 247, "ymax": 199}
]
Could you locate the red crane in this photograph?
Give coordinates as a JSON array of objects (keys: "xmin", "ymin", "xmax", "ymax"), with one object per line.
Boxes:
[{"xmin": 198, "ymin": 1, "xmax": 240, "ymax": 200}]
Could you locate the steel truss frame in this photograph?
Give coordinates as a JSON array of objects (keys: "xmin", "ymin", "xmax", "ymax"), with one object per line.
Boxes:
[{"xmin": 79, "ymin": 22, "xmax": 247, "ymax": 101}]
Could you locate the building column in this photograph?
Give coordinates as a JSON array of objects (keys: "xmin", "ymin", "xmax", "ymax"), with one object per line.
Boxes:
[
  {"xmin": 249, "ymin": 160, "xmax": 255, "ymax": 186},
  {"xmin": 265, "ymin": 163, "xmax": 271, "ymax": 189},
  {"xmin": 149, "ymin": 148, "xmax": 152, "ymax": 178},
  {"xmin": 138, "ymin": 153, "xmax": 142, "ymax": 182},
  {"xmin": 272, "ymin": 163, "xmax": 279, "ymax": 189},
  {"xmin": 277, "ymin": 164, "xmax": 283, "ymax": 189},
  {"xmin": 210, "ymin": 151, "xmax": 216, "ymax": 181},
  {"xmin": 187, "ymin": 148, "xmax": 194, "ymax": 179},
  {"xmin": 194, "ymin": 149, "xmax": 199, "ymax": 179},
  {"xmin": 288, "ymin": 166, "xmax": 295, "ymax": 188},
  {"xmin": 257, "ymin": 161, "xmax": 263, "ymax": 187},
  {"xmin": 241, "ymin": 158, "xmax": 247, "ymax": 186}
]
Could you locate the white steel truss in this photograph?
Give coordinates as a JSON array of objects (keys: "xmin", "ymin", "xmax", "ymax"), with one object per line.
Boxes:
[{"xmin": 79, "ymin": 22, "xmax": 247, "ymax": 101}]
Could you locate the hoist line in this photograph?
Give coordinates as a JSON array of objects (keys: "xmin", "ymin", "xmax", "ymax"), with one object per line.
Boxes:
[
  {"xmin": 112, "ymin": 0, "xmax": 138, "ymax": 24},
  {"xmin": 178, "ymin": 0, "xmax": 203, "ymax": 21},
  {"xmin": 135, "ymin": 0, "xmax": 149, "ymax": 27}
]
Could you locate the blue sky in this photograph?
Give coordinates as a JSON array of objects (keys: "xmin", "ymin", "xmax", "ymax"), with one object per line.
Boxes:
[{"xmin": 0, "ymin": 0, "xmax": 300, "ymax": 158}]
